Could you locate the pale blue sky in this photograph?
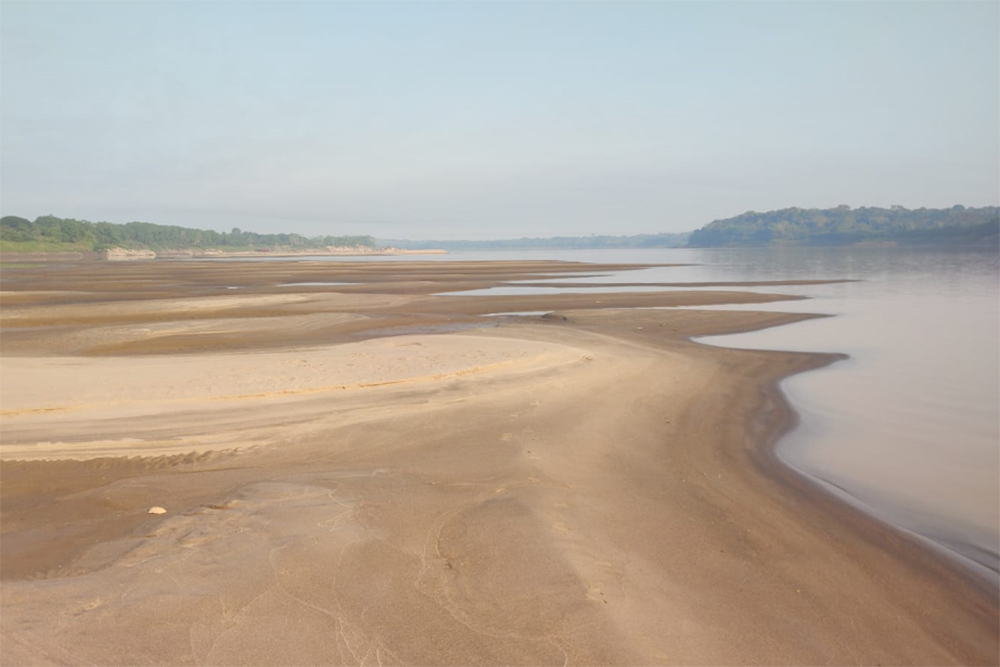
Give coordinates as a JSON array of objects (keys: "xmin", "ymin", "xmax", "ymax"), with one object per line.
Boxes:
[{"xmin": 2, "ymin": 1, "xmax": 997, "ymax": 239}]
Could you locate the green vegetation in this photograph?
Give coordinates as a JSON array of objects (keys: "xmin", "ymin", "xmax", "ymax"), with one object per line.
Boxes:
[
  {"xmin": 0, "ymin": 215, "xmax": 377, "ymax": 253},
  {"xmin": 381, "ymin": 232, "xmax": 691, "ymax": 251},
  {"xmin": 687, "ymin": 205, "xmax": 999, "ymax": 248}
]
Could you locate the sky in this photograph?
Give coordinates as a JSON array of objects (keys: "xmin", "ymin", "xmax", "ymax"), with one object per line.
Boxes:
[{"xmin": 1, "ymin": 1, "xmax": 998, "ymax": 240}]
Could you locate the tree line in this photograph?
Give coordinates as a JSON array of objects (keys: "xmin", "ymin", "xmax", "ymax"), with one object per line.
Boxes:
[
  {"xmin": 0, "ymin": 215, "xmax": 377, "ymax": 252},
  {"xmin": 3, "ymin": 206, "xmax": 997, "ymax": 254},
  {"xmin": 687, "ymin": 205, "xmax": 999, "ymax": 247}
]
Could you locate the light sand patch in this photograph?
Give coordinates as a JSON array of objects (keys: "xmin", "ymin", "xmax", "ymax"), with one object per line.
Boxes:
[
  {"xmin": 51, "ymin": 312, "xmax": 369, "ymax": 350},
  {"xmin": 0, "ymin": 333, "xmax": 589, "ymax": 460},
  {"xmin": 0, "ymin": 334, "xmax": 584, "ymax": 414},
  {"xmin": 1, "ymin": 293, "xmax": 312, "ymax": 322},
  {"xmin": 0, "ymin": 292, "xmax": 416, "ymax": 328}
]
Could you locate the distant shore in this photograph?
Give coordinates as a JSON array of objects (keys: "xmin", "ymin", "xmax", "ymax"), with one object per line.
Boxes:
[
  {"xmin": 155, "ymin": 246, "xmax": 448, "ymax": 259},
  {"xmin": 0, "ymin": 247, "xmax": 448, "ymax": 263},
  {"xmin": 0, "ymin": 259, "xmax": 995, "ymax": 666}
]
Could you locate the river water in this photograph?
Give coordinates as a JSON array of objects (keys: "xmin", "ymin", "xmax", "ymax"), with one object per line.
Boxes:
[{"xmin": 223, "ymin": 247, "xmax": 1000, "ymax": 577}]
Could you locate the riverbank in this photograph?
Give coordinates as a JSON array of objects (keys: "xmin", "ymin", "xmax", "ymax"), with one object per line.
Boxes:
[
  {"xmin": 0, "ymin": 260, "xmax": 996, "ymax": 665},
  {"xmin": 0, "ymin": 247, "xmax": 447, "ymax": 264},
  {"xmin": 155, "ymin": 247, "xmax": 448, "ymax": 259}
]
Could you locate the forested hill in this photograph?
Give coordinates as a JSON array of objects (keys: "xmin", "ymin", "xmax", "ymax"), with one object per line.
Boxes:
[
  {"xmin": 687, "ymin": 206, "xmax": 999, "ymax": 248},
  {"xmin": 0, "ymin": 215, "xmax": 377, "ymax": 253}
]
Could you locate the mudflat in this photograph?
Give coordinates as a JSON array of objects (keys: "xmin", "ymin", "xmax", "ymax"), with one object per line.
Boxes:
[{"xmin": 1, "ymin": 259, "xmax": 996, "ymax": 666}]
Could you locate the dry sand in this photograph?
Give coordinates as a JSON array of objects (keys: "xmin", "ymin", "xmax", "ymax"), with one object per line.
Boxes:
[{"xmin": 0, "ymin": 259, "xmax": 996, "ymax": 666}]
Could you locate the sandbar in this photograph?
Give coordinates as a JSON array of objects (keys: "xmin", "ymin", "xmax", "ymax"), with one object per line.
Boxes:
[{"xmin": 0, "ymin": 260, "xmax": 996, "ymax": 666}]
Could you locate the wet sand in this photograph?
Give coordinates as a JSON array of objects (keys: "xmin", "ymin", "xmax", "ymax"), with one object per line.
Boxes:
[{"xmin": 0, "ymin": 260, "xmax": 996, "ymax": 666}]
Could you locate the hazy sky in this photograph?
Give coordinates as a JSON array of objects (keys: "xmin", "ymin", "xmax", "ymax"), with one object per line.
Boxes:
[{"xmin": 2, "ymin": 1, "xmax": 998, "ymax": 240}]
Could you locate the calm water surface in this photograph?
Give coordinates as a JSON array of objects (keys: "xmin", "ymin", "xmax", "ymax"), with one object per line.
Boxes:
[{"xmin": 224, "ymin": 247, "xmax": 1000, "ymax": 577}]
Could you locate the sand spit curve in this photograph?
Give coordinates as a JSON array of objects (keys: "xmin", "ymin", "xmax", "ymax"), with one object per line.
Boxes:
[{"xmin": 0, "ymin": 259, "xmax": 996, "ymax": 666}]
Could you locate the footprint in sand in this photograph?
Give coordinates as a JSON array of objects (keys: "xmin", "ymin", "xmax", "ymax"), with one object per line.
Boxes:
[
  {"xmin": 79, "ymin": 598, "xmax": 105, "ymax": 614},
  {"xmin": 586, "ymin": 584, "xmax": 608, "ymax": 604}
]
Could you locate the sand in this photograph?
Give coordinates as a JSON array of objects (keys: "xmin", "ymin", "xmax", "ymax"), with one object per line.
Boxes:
[{"xmin": 0, "ymin": 259, "xmax": 996, "ymax": 666}]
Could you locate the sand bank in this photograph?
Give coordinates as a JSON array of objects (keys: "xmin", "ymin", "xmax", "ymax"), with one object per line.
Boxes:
[
  {"xmin": 0, "ymin": 334, "xmax": 588, "ymax": 460},
  {"xmin": 1, "ymin": 260, "xmax": 996, "ymax": 666}
]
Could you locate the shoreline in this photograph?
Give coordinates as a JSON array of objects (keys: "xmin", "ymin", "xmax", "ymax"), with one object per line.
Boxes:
[
  {"xmin": 751, "ymin": 354, "xmax": 999, "ymax": 593},
  {"xmin": 1, "ymin": 259, "xmax": 996, "ymax": 665},
  {"xmin": 692, "ymin": 314, "xmax": 1000, "ymax": 583},
  {"xmin": 0, "ymin": 248, "xmax": 449, "ymax": 264},
  {"xmin": 156, "ymin": 247, "xmax": 449, "ymax": 259},
  {"xmin": 777, "ymin": 449, "xmax": 999, "ymax": 587},
  {"xmin": 554, "ymin": 305, "xmax": 1000, "ymax": 593}
]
